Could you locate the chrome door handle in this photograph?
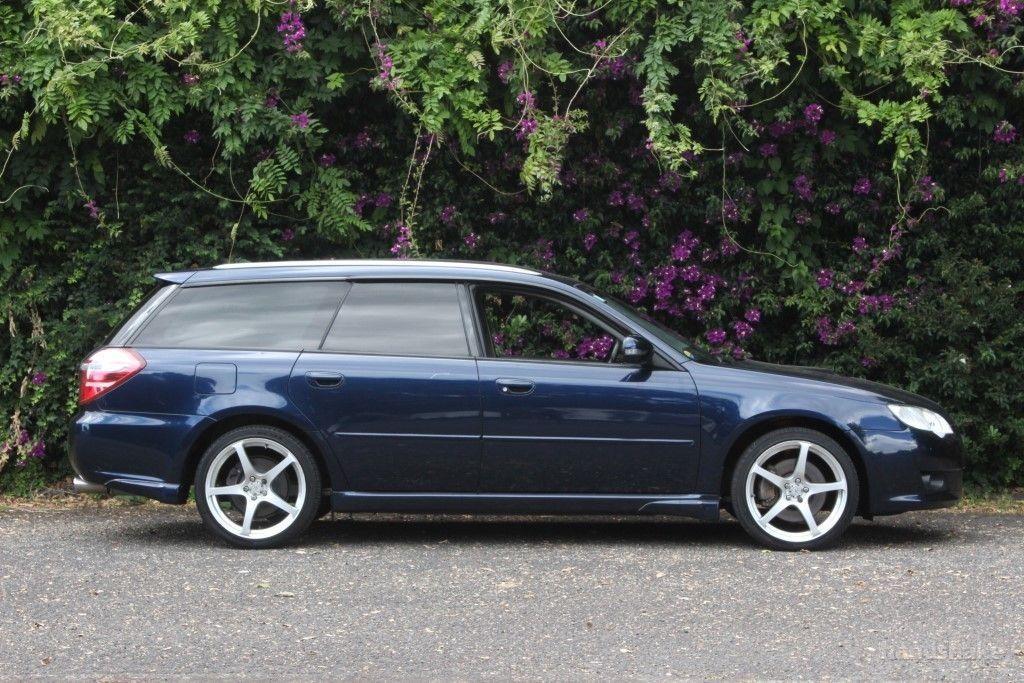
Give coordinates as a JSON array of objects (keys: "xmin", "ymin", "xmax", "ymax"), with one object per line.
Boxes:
[
  {"xmin": 496, "ymin": 378, "xmax": 535, "ymax": 395},
  {"xmin": 306, "ymin": 371, "xmax": 344, "ymax": 388}
]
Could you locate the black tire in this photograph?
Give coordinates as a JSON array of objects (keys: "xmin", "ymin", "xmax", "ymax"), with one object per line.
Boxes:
[
  {"xmin": 195, "ymin": 425, "xmax": 322, "ymax": 549},
  {"xmin": 730, "ymin": 427, "xmax": 859, "ymax": 551}
]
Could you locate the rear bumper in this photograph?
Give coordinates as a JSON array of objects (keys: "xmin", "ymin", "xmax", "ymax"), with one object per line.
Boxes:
[
  {"xmin": 70, "ymin": 409, "xmax": 212, "ymax": 504},
  {"xmin": 857, "ymin": 428, "xmax": 964, "ymax": 516}
]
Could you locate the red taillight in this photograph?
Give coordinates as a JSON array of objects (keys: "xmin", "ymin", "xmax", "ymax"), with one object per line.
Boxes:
[{"xmin": 78, "ymin": 348, "xmax": 146, "ymax": 405}]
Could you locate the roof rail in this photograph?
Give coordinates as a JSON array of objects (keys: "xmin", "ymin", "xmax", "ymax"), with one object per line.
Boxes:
[{"xmin": 212, "ymin": 259, "xmax": 539, "ymax": 274}]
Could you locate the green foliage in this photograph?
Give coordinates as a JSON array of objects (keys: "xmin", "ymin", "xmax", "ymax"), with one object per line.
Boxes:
[{"xmin": 2, "ymin": 0, "xmax": 1024, "ymax": 490}]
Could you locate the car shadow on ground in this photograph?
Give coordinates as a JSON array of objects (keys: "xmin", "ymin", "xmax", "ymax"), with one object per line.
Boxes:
[{"xmin": 111, "ymin": 511, "xmax": 961, "ymax": 552}]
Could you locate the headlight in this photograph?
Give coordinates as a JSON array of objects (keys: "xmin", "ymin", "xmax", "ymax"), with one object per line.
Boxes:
[{"xmin": 888, "ymin": 404, "xmax": 954, "ymax": 437}]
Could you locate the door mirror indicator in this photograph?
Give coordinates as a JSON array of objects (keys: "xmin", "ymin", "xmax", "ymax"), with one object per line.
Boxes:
[{"xmin": 621, "ymin": 336, "xmax": 652, "ymax": 364}]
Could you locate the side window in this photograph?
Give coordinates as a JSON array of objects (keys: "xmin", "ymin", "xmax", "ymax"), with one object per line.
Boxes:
[
  {"xmin": 321, "ymin": 282, "xmax": 469, "ymax": 357},
  {"xmin": 479, "ymin": 289, "xmax": 620, "ymax": 362},
  {"xmin": 133, "ymin": 282, "xmax": 348, "ymax": 350}
]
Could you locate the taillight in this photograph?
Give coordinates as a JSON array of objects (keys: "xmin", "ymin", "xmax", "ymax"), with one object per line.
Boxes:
[{"xmin": 78, "ymin": 348, "xmax": 146, "ymax": 405}]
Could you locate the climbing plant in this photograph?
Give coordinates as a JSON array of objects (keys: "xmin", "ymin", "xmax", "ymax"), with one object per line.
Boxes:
[{"xmin": 2, "ymin": 0, "xmax": 1023, "ymax": 489}]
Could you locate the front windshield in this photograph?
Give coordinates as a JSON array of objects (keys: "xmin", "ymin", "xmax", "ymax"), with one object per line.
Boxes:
[{"xmin": 574, "ymin": 284, "xmax": 719, "ymax": 364}]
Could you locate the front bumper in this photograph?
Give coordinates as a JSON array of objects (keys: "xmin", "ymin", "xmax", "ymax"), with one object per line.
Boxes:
[{"xmin": 857, "ymin": 428, "xmax": 964, "ymax": 516}]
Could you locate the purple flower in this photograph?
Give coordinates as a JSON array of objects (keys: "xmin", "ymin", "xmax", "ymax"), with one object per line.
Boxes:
[
  {"xmin": 917, "ymin": 175, "xmax": 937, "ymax": 202},
  {"xmin": 516, "ymin": 91, "xmax": 536, "ymax": 110},
  {"xmin": 374, "ymin": 42, "xmax": 400, "ymax": 90},
  {"xmin": 31, "ymin": 371, "xmax": 47, "ymax": 386},
  {"xmin": 720, "ymin": 236, "xmax": 740, "ymax": 256},
  {"xmin": 993, "ymin": 120, "xmax": 1017, "ymax": 144},
  {"xmin": 853, "ymin": 177, "xmax": 872, "ymax": 195},
  {"xmin": 706, "ymin": 328, "xmax": 727, "ymax": 345},
  {"xmin": 487, "ymin": 211, "xmax": 506, "ymax": 224},
  {"xmin": 825, "ymin": 202, "xmax": 841, "ymax": 215},
  {"xmin": 583, "ymin": 233, "xmax": 597, "ymax": 251},
  {"xmin": 439, "ymin": 205, "xmax": 457, "ymax": 224},
  {"xmin": 732, "ymin": 321, "xmax": 754, "ymax": 339},
  {"xmin": 84, "ymin": 199, "xmax": 100, "ymax": 220},
  {"xmin": 181, "ymin": 73, "xmax": 199, "ymax": 86},
  {"xmin": 515, "ymin": 118, "xmax": 538, "ymax": 140},
  {"xmin": 744, "ymin": 308, "xmax": 761, "ymax": 323},
  {"xmin": 803, "ymin": 103, "xmax": 824, "ymax": 125},
  {"xmin": 375, "ymin": 192, "xmax": 393, "ymax": 208},
  {"xmin": 576, "ymin": 335, "xmax": 615, "ymax": 361},
  {"xmin": 792, "ymin": 174, "xmax": 814, "ymax": 201},
  {"xmin": 722, "ymin": 199, "xmax": 740, "ymax": 222},
  {"xmin": 758, "ymin": 143, "xmax": 778, "ymax": 158},
  {"xmin": 264, "ymin": 91, "xmax": 280, "ymax": 109},
  {"xmin": 183, "ymin": 130, "xmax": 201, "ymax": 144},
  {"xmin": 607, "ymin": 190, "xmax": 624, "ymax": 206},
  {"xmin": 0, "ymin": 73, "xmax": 23, "ymax": 88},
  {"xmin": 463, "ymin": 232, "xmax": 479, "ymax": 250},
  {"xmin": 319, "ymin": 153, "xmax": 336, "ymax": 167},
  {"xmin": 679, "ymin": 265, "xmax": 701, "ymax": 282},
  {"xmin": 852, "ymin": 236, "xmax": 868, "ymax": 253},
  {"xmin": 860, "ymin": 356, "xmax": 878, "ymax": 368},
  {"xmin": 277, "ymin": 10, "xmax": 306, "ymax": 53},
  {"xmin": 816, "ymin": 268, "xmax": 834, "ymax": 288},
  {"xmin": 389, "ymin": 223, "xmax": 413, "ymax": 258},
  {"xmin": 573, "ymin": 208, "xmax": 590, "ymax": 222},
  {"xmin": 30, "ymin": 440, "xmax": 45, "ymax": 459},
  {"xmin": 999, "ymin": 0, "xmax": 1023, "ymax": 16},
  {"xmin": 290, "ymin": 112, "xmax": 310, "ymax": 129},
  {"xmin": 497, "ymin": 61, "xmax": 514, "ymax": 83},
  {"xmin": 819, "ymin": 129, "xmax": 837, "ymax": 146},
  {"xmin": 280, "ymin": 228, "xmax": 295, "ymax": 242},
  {"xmin": 16, "ymin": 429, "xmax": 30, "ymax": 446}
]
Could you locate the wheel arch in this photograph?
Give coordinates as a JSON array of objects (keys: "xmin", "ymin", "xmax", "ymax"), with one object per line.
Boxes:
[
  {"xmin": 719, "ymin": 413, "xmax": 869, "ymax": 515},
  {"xmin": 180, "ymin": 411, "xmax": 340, "ymax": 497}
]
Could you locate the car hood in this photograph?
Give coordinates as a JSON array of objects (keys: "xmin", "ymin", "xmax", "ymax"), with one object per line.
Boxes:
[{"xmin": 730, "ymin": 360, "xmax": 943, "ymax": 412}]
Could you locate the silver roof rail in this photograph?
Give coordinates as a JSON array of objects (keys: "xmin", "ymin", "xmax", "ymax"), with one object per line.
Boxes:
[{"xmin": 211, "ymin": 259, "xmax": 540, "ymax": 274}]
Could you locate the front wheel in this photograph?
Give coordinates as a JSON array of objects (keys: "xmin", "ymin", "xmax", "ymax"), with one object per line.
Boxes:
[
  {"xmin": 195, "ymin": 426, "xmax": 322, "ymax": 549},
  {"xmin": 730, "ymin": 428, "xmax": 859, "ymax": 551}
]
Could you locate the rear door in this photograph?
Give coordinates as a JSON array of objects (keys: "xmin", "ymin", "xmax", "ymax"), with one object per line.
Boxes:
[{"xmin": 289, "ymin": 281, "xmax": 482, "ymax": 492}]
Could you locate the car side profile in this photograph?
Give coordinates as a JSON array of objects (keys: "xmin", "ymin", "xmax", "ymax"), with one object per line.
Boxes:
[{"xmin": 71, "ymin": 260, "xmax": 963, "ymax": 550}]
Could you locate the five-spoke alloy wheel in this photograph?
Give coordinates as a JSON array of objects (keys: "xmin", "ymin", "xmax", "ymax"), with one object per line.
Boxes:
[
  {"xmin": 195, "ymin": 426, "xmax": 322, "ymax": 548},
  {"xmin": 731, "ymin": 428, "xmax": 859, "ymax": 550}
]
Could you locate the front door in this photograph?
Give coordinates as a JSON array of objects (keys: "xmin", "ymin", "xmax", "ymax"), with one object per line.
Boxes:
[
  {"xmin": 289, "ymin": 282, "xmax": 481, "ymax": 492},
  {"xmin": 473, "ymin": 286, "xmax": 701, "ymax": 494}
]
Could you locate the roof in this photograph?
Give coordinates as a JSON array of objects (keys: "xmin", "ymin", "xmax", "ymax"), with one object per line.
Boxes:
[{"xmin": 156, "ymin": 259, "xmax": 563, "ymax": 288}]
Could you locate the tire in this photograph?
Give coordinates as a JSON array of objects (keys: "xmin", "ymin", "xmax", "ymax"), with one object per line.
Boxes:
[
  {"xmin": 730, "ymin": 427, "xmax": 859, "ymax": 551},
  {"xmin": 195, "ymin": 425, "xmax": 322, "ymax": 549}
]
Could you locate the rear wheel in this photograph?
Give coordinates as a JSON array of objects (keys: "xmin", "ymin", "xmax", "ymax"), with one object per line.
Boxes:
[
  {"xmin": 195, "ymin": 426, "xmax": 321, "ymax": 549},
  {"xmin": 730, "ymin": 428, "xmax": 859, "ymax": 551}
]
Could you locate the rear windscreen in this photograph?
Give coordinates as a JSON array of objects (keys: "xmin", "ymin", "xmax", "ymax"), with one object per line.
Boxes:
[
  {"xmin": 132, "ymin": 281, "xmax": 349, "ymax": 351},
  {"xmin": 107, "ymin": 285, "xmax": 178, "ymax": 347}
]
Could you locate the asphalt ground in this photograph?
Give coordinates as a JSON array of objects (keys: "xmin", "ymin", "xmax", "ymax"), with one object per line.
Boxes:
[{"xmin": 1, "ymin": 503, "xmax": 1022, "ymax": 679}]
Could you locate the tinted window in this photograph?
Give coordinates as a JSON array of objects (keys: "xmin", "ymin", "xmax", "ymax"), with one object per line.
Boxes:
[
  {"xmin": 479, "ymin": 288, "xmax": 621, "ymax": 362},
  {"xmin": 134, "ymin": 282, "xmax": 347, "ymax": 350},
  {"xmin": 322, "ymin": 283, "xmax": 468, "ymax": 357}
]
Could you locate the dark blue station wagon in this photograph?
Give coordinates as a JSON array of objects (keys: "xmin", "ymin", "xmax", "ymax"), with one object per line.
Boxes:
[{"xmin": 71, "ymin": 260, "xmax": 963, "ymax": 550}]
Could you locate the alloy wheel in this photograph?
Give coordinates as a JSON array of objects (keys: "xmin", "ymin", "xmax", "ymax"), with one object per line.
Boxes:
[
  {"xmin": 203, "ymin": 437, "xmax": 307, "ymax": 540},
  {"xmin": 744, "ymin": 439, "xmax": 848, "ymax": 543}
]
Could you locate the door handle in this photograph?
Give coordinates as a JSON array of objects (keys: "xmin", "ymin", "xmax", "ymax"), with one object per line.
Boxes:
[
  {"xmin": 496, "ymin": 378, "xmax": 535, "ymax": 395},
  {"xmin": 306, "ymin": 371, "xmax": 344, "ymax": 388}
]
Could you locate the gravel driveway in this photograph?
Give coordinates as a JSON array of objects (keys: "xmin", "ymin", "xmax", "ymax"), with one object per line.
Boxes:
[{"xmin": 1, "ymin": 504, "xmax": 1022, "ymax": 679}]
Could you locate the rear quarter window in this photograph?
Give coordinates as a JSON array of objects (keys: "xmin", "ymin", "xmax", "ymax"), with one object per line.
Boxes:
[
  {"xmin": 321, "ymin": 282, "xmax": 469, "ymax": 357},
  {"xmin": 132, "ymin": 281, "xmax": 348, "ymax": 351}
]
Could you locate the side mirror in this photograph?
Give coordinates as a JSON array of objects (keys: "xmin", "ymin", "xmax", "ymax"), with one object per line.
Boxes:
[{"xmin": 621, "ymin": 335, "xmax": 652, "ymax": 364}]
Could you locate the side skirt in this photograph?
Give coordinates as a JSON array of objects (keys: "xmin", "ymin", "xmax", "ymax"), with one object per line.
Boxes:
[{"xmin": 330, "ymin": 491, "xmax": 721, "ymax": 521}]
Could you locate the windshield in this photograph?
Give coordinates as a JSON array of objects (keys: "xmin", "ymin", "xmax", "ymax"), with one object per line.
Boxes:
[{"xmin": 574, "ymin": 284, "xmax": 719, "ymax": 364}]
